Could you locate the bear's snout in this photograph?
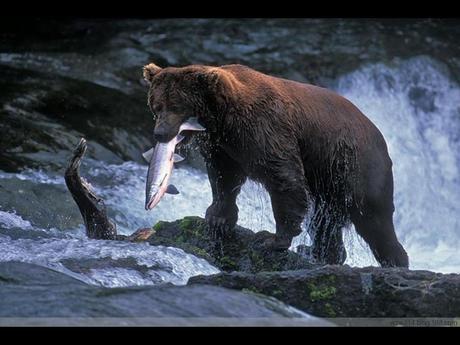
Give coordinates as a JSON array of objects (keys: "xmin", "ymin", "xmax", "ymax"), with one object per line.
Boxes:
[
  {"xmin": 154, "ymin": 122, "xmax": 179, "ymax": 143},
  {"xmin": 154, "ymin": 126, "xmax": 173, "ymax": 143}
]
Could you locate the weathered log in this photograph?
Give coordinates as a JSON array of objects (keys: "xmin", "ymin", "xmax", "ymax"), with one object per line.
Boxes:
[{"xmin": 64, "ymin": 138, "xmax": 118, "ymax": 240}]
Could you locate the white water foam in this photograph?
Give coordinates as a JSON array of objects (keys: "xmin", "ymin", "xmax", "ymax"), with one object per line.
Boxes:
[
  {"xmin": 335, "ymin": 56, "xmax": 460, "ymax": 272},
  {"xmin": 0, "ymin": 210, "xmax": 34, "ymax": 230},
  {"xmin": 1, "ymin": 55, "xmax": 459, "ymax": 278},
  {"xmin": 0, "ymin": 228, "xmax": 219, "ymax": 287},
  {"xmin": 81, "ymin": 159, "xmax": 276, "ymax": 236},
  {"xmin": 0, "ymin": 168, "xmax": 220, "ymax": 287}
]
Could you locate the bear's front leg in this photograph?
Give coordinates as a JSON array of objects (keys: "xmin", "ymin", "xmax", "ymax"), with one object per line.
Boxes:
[
  {"xmin": 204, "ymin": 148, "xmax": 247, "ymax": 241},
  {"xmin": 264, "ymin": 158, "xmax": 310, "ymax": 251}
]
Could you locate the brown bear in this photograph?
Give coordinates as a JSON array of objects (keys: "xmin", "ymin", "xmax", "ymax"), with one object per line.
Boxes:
[{"xmin": 142, "ymin": 62, "xmax": 409, "ymax": 268}]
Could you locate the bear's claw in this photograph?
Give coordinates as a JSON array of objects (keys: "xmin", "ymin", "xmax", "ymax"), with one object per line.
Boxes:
[
  {"xmin": 205, "ymin": 201, "xmax": 238, "ymax": 241},
  {"xmin": 206, "ymin": 215, "xmax": 231, "ymax": 241}
]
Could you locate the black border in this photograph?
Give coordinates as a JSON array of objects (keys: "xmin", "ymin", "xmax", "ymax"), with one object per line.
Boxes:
[
  {"xmin": 0, "ymin": 1, "xmax": 458, "ymax": 335},
  {"xmin": 1, "ymin": 0, "xmax": 460, "ymax": 18}
]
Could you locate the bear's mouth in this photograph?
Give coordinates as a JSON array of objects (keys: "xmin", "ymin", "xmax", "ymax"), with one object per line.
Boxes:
[
  {"xmin": 174, "ymin": 130, "xmax": 196, "ymax": 147},
  {"xmin": 144, "ymin": 117, "xmax": 205, "ymax": 211},
  {"xmin": 173, "ymin": 117, "xmax": 206, "ymax": 147}
]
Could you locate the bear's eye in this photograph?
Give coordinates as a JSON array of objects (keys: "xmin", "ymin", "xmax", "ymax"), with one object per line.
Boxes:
[{"xmin": 153, "ymin": 104, "xmax": 163, "ymax": 113}]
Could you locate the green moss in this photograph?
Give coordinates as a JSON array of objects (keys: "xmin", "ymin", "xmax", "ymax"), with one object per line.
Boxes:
[
  {"xmin": 270, "ymin": 261, "xmax": 282, "ymax": 271},
  {"xmin": 192, "ymin": 247, "xmax": 210, "ymax": 258},
  {"xmin": 250, "ymin": 251, "xmax": 264, "ymax": 268},
  {"xmin": 152, "ymin": 221, "xmax": 166, "ymax": 231},
  {"xmin": 308, "ymin": 283, "xmax": 337, "ymax": 302},
  {"xmin": 214, "ymin": 275, "xmax": 224, "ymax": 284},
  {"xmin": 271, "ymin": 289, "xmax": 284, "ymax": 297},
  {"xmin": 178, "ymin": 217, "xmax": 206, "ymax": 239},
  {"xmin": 179, "ymin": 217, "xmax": 195, "ymax": 230},
  {"xmin": 324, "ymin": 303, "xmax": 337, "ymax": 317},
  {"xmin": 179, "ymin": 216, "xmax": 204, "ymax": 230},
  {"xmin": 175, "ymin": 235, "xmax": 186, "ymax": 243},
  {"xmin": 219, "ymin": 256, "xmax": 239, "ymax": 270},
  {"xmin": 242, "ymin": 287, "xmax": 261, "ymax": 294},
  {"xmin": 326, "ymin": 274, "xmax": 336, "ymax": 284}
]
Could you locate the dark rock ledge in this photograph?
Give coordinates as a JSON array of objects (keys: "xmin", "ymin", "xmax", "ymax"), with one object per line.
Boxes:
[
  {"xmin": 0, "ymin": 261, "xmax": 329, "ymax": 325},
  {"xmin": 63, "ymin": 138, "xmax": 460, "ymax": 319},
  {"xmin": 125, "ymin": 217, "xmax": 460, "ymax": 318},
  {"xmin": 190, "ymin": 265, "xmax": 460, "ymax": 318}
]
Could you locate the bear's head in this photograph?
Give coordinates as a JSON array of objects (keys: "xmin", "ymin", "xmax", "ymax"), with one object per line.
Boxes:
[{"xmin": 143, "ymin": 62, "xmax": 237, "ymax": 143}]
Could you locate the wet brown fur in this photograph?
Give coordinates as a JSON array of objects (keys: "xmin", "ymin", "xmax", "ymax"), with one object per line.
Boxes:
[{"xmin": 143, "ymin": 63, "xmax": 409, "ymax": 267}]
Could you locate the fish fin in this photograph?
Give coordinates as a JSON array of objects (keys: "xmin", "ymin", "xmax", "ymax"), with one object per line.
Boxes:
[
  {"xmin": 166, "ymin": 184, "xmax": 180, "ymax": 195},
  {"xmin": 179, "ymin": 117, "xmax": 206, "ymax": 132},
  {"xmin": 174, "ymin": 153, "xmax": 185, "ymax": 163},
  {"xmin": 177, "ymin": 134, "xmax": 185, "ymax": 143},
  {"xmin": 142, "ymin": 148, "xmax": 154, "ymax": 162}
]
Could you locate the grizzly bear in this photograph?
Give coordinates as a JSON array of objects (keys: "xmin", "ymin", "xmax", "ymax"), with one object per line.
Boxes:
[{"xmin": 142, "ymin": 62, "xmax": 409, "ymax": 268}]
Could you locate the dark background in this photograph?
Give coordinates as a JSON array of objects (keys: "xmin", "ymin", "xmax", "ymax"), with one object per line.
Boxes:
[{"xmin": 1, "ymin": 18, "xmax": 459, "ymax": 173}]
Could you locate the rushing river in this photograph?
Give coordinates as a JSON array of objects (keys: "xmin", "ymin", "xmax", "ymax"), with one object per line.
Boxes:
[{"xmin": 1, "ymin": 20, "xmax": 459, "ymax": 288}]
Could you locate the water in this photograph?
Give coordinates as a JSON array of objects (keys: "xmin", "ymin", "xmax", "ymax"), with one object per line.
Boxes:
[
  {"xmin": 1, "ymin": 56, "xmax": 459, "ymax": 288},
  {"xmin": 336, "ymin": 56, "xmax": 460, "ymax": 272},
  {"xmin": 0, "ymin": 209, "xmax": 219, "ymax": 287}
]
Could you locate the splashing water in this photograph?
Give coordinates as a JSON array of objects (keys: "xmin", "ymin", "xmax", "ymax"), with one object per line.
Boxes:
[
  {"xmin": 1, "ymin": 56, "xmax": 459, "ymax": 285},
  {"xmin": 0, "ymin": 209, "xmax": 219, "ymax": 287},
  {"xmin": 335, "ymin": 56, "xmax": 460, "ymax": 272}
]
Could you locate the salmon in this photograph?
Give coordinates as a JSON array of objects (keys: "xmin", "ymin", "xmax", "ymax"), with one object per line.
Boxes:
[{"xmin": 144, "ymin": 117, "xmax": 205, "ymax": 210}]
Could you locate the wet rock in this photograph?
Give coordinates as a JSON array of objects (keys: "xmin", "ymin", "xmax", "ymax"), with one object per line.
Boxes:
[
  {"xmin": 0, "ymin": 261, "xmax": 330, "ymax": 325},
  {"xmin": 2, "ymin": 19, "xmax": 460, "ymax": 173},
  {"xmin": 59, "ymin": 256, "xmax": 174, "ymax": 286},
  {"xmin": 190, "ymin": 265, "xmax": 460, "ymax": 318},
  {"xmin": 60, "ymin": 257, "xmax": 154, "ymax": 275},
  {"xmin": 143, "ymin": 216, "xmax": 314, "ymax": 273},
  {"xmin": 0, "ymin": 65, "xmax": 151, "ymax": 172},
  {"xmin": 0, "ymin": 175, "xmax": 83, "ymax": 230}
]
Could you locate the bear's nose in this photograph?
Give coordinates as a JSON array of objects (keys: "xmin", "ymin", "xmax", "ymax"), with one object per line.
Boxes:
[{"xmin": 154, "ymin": 126, "xmax": 172, "ymax": 143}]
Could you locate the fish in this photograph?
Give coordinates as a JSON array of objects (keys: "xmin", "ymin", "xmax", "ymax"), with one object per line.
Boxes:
[{"xmin": 144, "ymin": 117, "xmax": 205, "ymax": 210}]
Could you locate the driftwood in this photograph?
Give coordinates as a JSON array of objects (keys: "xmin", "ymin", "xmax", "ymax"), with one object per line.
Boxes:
[{"xmin": 64, "ymin": 138, "xmax": 118, "ymax": 240}]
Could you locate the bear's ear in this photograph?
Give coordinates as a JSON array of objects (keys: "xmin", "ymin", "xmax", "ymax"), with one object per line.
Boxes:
[
  {"xmin": 143, "ymin": 63, "xmax": 162, "ymax": 85},
  {"xmin": 200, "ymin": 68, "xmax": 238, "ymax": 103}
]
